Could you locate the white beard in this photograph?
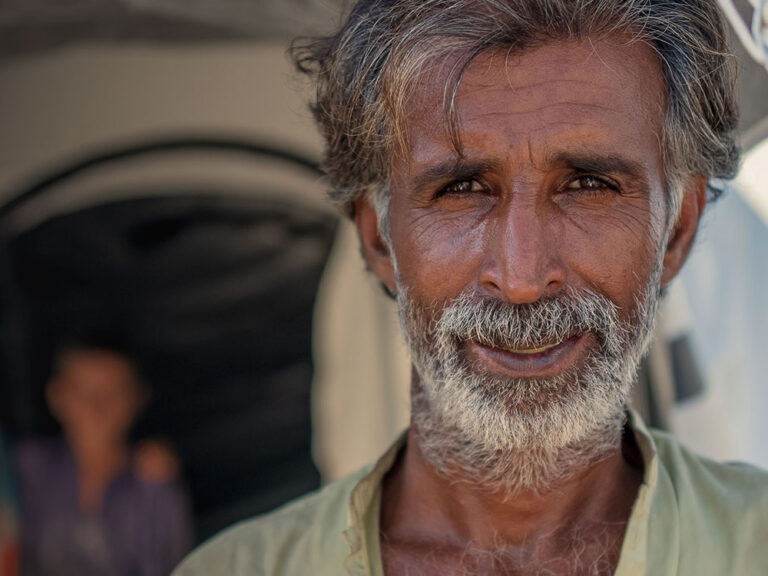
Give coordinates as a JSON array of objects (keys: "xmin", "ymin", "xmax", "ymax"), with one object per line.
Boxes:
[{"xmin": 395, "ymin": 257, "xmax": 662, "ymax": 498}]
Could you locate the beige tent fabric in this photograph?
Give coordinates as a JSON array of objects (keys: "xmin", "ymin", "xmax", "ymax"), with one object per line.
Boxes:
[{"xmin": 311, "ymin": 221, "xmax": 411, "ymax": 481}]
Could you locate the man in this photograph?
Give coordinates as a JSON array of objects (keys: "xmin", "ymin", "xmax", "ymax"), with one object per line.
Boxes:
[
  {"xmin": 15, "ymin": 335, "xmax": 193, "ymax": 576},
  {"xmin": 174, "ymin": 0, "xmax": 768, "ymax": 574}
]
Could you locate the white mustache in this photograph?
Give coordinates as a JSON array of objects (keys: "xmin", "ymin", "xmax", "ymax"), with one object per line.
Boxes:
[{"xmin": 436, "ymin": 288, "xmax": 626, "ymax": 356}]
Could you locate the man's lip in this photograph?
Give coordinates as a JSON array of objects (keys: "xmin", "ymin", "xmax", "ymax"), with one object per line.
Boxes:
[{"xmin": 465, "ymin": 333, "xmax": 587, "ymax": 378}]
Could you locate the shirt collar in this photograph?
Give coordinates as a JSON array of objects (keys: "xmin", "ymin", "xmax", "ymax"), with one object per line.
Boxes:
[
  {"xmin": 613, "ymin": 409, "xmax": 661, "ymax": 574},
  {"xmin": 342, "ymin": 431, "xmax": 407, "ymax": 575}
]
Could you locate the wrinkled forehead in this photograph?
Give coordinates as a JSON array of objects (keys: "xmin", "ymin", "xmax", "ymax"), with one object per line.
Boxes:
[{"xmin": 391, "ymin": 34, "xmax": 668, "ymax": 168}]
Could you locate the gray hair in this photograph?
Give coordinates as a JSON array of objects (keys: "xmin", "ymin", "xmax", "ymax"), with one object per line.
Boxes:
[{"xmin": 293, "ymin": 0, "xmax": 739, "ymax": 222}]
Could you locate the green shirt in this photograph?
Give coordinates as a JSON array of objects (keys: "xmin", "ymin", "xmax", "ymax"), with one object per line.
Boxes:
[{"xmin": 174, "ymin": 412, "xmax": 768, "ymax": 575}]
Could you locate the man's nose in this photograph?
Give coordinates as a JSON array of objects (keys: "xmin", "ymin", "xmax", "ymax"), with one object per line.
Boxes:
[{"xmin": 478, "ymin": 200, "xmax": 566, "ymax": 304}]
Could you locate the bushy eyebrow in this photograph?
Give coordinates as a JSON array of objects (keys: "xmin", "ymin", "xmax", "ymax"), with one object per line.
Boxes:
[
  {"xmin": 410, "ymin": 158, "xmax": 503, "ymax": 192},
  {"xmin": 551, "ymin": 152, "xmax": 648, "ymax": 187}
]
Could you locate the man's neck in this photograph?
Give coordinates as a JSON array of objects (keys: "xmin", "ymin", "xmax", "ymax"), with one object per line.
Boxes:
[{"xmin": 380, "ymin": 426, "xmax": 643, "ymax": 574}]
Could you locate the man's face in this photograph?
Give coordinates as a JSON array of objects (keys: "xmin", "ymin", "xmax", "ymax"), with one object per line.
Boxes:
[{"xmin": 363, "ymin": 36, "xmax": 694, "ymax": 475}]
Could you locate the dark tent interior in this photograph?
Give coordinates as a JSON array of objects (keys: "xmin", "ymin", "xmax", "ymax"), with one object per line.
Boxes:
[{"xmin": 0, "ymin": 141, "xmax": 337, "ymax": 539}]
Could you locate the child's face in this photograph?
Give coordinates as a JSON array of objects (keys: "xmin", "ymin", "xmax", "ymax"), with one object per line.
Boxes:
[{"xmin": 49, "ymin": 351, "xmax": 143, "ymax": 445}]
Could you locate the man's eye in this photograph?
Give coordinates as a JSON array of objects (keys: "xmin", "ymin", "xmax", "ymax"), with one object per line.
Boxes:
[
  {"xmin": 438, "ymin": 179, "xmax": 485, "ymax": 196},
  {"xmin": 565, "ymin": 176, "xmax": 617, "ymax": 193}
]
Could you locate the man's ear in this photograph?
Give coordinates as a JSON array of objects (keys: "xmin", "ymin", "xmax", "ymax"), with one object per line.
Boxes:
[
  {"xmin": 353, "ymin": 194, "xmax": 396, "ymax": 293},
  {"xmin": 660, "ymin": 176, "xmax": 707, "ymax": 287}
]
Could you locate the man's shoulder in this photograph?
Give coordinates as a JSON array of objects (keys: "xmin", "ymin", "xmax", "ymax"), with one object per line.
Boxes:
[
  {"xmin": 650, "ymin": 427, "xmax": 768, "ymax": 504},
  {"xmin": 648, "ymin": 427, "xmax": 768, "ymax": 571},
  {"xmin": 172, "ymin": 465, "xmax": 372, "ymax": 576}
]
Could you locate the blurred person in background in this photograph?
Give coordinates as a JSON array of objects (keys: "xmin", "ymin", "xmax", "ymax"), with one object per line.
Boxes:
[{"xmin": 14, "ymin": 335, "xmax": 193, "ymax": 576}]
